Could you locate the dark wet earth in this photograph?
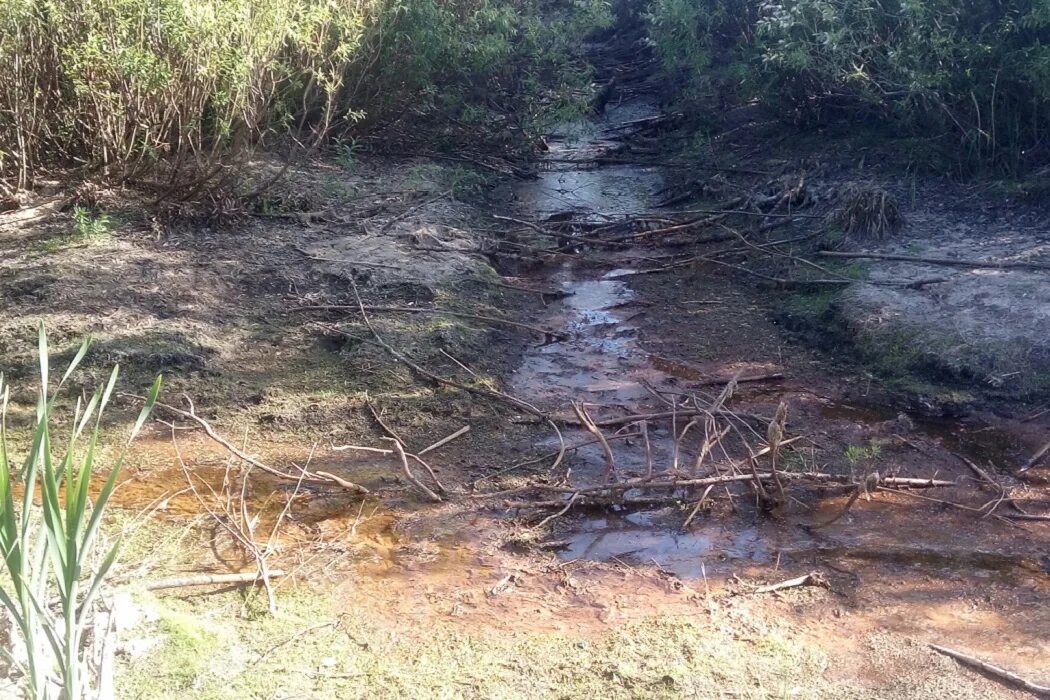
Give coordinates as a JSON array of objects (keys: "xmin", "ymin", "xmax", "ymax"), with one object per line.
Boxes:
[{"xmin": 495, "ymin": 98, "xmax": 1050, "ymax": 583}]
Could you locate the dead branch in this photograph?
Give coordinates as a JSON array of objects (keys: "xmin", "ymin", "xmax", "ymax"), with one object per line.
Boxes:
[
  {"xmin": 817, "ymin": 250, "xmax": 1050, "ymax": 272},
  {"xmin": 389, "ymin": 439, "xmax": 442, "ymax": 502},
  {"xmin": 574, "ymin": 402, "xmax": 617, "ymax": 481},
  {"xmin": 532, "ymin": 492, "xmax": 580, "ymax": 530},
  {"xmin": 811, "ymin": 472, "xmax": 880, "ymax": 528},
  {"xmin": 135, "ymin": 394, "xmax": 369, "ymax": 493},
  {"xmin": 295, "ymin": 303, "xmax": 566, "ymax": 341},
  {"xmin": 336, "ymin": 283, "xmax": 548, "ymax": 418},
  {"xmin": 492, "ymin": 471, "xmax": 954, "ymax": 504},
  {"xmin": 365, "ymin": 398, "xmax": 407, "ymax": 444},
  {"xmin": 145, "ymin": 570, "xmax": 286, "ymax": 591},
  {"xmin": 417, "ymin": 425, "xmax": 471, "ymax": 456},
  {"xmin": 929, "ymin": 643, "xmax": 1050, "ymax": 697},
  {"xmin": 331, "ymin": 442, "xmax": 447, "ymax": 496},
  {"xmin": 492, "ymin": 214, "xmax": 619, "ymax": 247}
]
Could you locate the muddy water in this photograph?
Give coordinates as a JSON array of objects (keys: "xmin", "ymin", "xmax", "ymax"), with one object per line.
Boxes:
[
  {"xmin": 502, "ymin": 100, "xmax": 1048, "ymax": 579},
  {"xmin": 504, "ymin": 102, "xmax": 789, "ymax": 573}
]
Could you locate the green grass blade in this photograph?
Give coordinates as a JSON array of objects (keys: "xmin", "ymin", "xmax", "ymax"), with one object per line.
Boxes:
[
  {"xmin": 36, "ymin": 322, "xmax": 48, "ymax": 406},
  {"xmin": 59, "ymin": 337, "xmax": 92, "ymax": 388}
]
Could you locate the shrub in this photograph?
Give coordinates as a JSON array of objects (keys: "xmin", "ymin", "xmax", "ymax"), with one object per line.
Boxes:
[
  {"xmin": 0, "ymin": 0, "xmax": 611, "ymax": 193},
  {"xmin": 647, "ymin": 0, "xmax": 1050, "ymax": 173}
]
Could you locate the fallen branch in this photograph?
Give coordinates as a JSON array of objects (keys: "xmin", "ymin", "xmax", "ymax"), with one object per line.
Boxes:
[
  {"xmin": 389, "ymin": 439, "xmax": 442, "ymax": 502},
  {"xmin": 418, "ymin": 425, "xmax": 471, "ymax": 456},
  {"xmin": 753, "ymin": 572, "xmax": 827, "ymax": 594},
  {"xmin": 1020, "ymin": 438, "xmax": 1050, "ymax": 473},
  {"xmin": 573, "ymin": 402, "xmax": 617, "ymax": 481},
  {"xmin": 295, "ymin": 304, "xmax": 566, "ymax": 341},
  {"xmin": 134, "ymin": 395, "xmax": 369, "ymax": 493},
  {"xmin": 145, "ymin": 570, "xmax": 286, "ymax": 591},
  {"xmin": 492, "ymin": 471, "xmax": 953, "ymax": 502},
  {"xmin": 929, "ymin": 643, "xmax": 1050, "ymax": 697},
  {"xmin": 817, "ymin": 250, "xmax": 1050, "ymax": 272}
]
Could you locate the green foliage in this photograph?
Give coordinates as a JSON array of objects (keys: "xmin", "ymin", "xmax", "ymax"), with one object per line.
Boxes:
[
  {"xmin": 0, "ymin": 0, "xmax": 612, "ymax": 191},
  {"xmin": 71, "ymin": 206, "xmax": 111, "ymax": 241},
  {"xmin": 647, "ymin": 0, "xmax": 1050, "ymax": 172},
  {"xmin": 0, "ymin": 325, "xmax": 161, "ymax": 699},
  {"xmin": 845, "ymin": 441, "xmax": 881, "ymax": 465}
]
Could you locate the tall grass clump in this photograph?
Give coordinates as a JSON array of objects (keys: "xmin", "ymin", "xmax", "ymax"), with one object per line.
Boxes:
[
  {"xmin": 647, "ymin": 0, "xmax": 1050, "ymax": 173},
  {"xmin": 0, "ymin": 325, "xmax": 161, "ymax": 699},
  {"xmin": 0, "ymin": 0, "xmax": 610, "ymax": 195}
]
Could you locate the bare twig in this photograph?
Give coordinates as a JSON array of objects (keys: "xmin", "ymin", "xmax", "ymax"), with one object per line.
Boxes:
[
  {"xmin": 295, "ymin": 304, "xmax": 566, "ymax": 340},
  {"xmin": 573, "ymin": 402, "xmax": 617, "ymax": 481},
  {"xmin": 753, "ymin": 572, "xmax": 827, "ymax": 594},
  {"xmin": 417, "ymin": 426, "xmax": 471, "ymax": 456},
  {"xmin": 136, "ymin": 394, "xmax": 369, "ymax": 493},
  {"xmin": 388, "ymin": 439, "xmax": 442, "ymax": 502}
]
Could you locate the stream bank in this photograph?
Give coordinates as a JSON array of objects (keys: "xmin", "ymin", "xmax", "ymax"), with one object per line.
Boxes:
[{"xmin": 0, "ymin": 13, "xmax": 1047, "ymax": 699}]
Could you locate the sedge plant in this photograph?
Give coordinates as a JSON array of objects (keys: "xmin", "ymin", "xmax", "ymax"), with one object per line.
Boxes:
[{"xmin": 0, "ymin": 324, "xmax": 161, "ymax": 699}]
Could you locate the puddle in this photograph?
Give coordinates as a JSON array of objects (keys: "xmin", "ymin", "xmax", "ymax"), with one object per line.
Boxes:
[{"xmin": 558, "ymin": 511, "xmax": 770, "ymax": 577}]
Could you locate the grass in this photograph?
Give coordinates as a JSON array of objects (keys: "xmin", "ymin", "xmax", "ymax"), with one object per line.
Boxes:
[
  {"xmin": 115, "ymin": 582, "xmax": 840, "ymax": 699},
  {"xmin": 37, "ymin": 207, "xmax": 114, "ymax": 254}
]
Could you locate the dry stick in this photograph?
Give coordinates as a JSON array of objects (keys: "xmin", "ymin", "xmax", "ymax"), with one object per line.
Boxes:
[
  {"xmin": 365, "ymin": 398, "xmax": 407, "ymax": 444},
  {"xmin": 573, "ymin": 402, "xmax": 617, "ymax": 482},
  {"xmin": 532, "ymin": 492, "xmax": 580, "ymax": 530},
  {"xmin": 295, "ymin": 304, "xmax": 566, "ymax": 340},
  {"xmin": 377, "ymin": 190, "xmax": 450, "ymax": 235},
  {"xmin": 137, "ymin": 395, "xmax": 369, "ymax": 493},
  {"xmin": 388, "ymin": 439, "xmax": 442, "ymax": 502},
  {"xmin": 640, "ymin": 421, "xmax": 653, "ymax": 480},
  {"xmin": 753, "ymin": 572, "xmax": 826, "ymax": 595},
  {"xmin": 811, "ymin": 472, "xmax": 880, "ymax": 528},
  {"xmin": 492, "ymin": 214, "xmax": 616, "ymax": 247},
  {"xmin": 331, "ymin": 443, "xmax": 447, "ymax": 494},
  {"xmin": 145, "ymin": 570, "xmax": 287, "ymax": 591},
  {"xmin": 682, "ymin": 484, "xmax": 716, "ymax": 529},
  {"xmin": 493, "ymin": 471, "xmax": 953, "ymax": 501},
  {"xmin": 1020, "ymin": 439, "xmax": 1050, "ymax": 472},
  {"xmin": 471, "ymin": 431, "xmax": 641, "ymax": 486},
  {"xmin": 341, "ymin": 284, "xmax": 547, "ymax": 418},
  {"xmin": 417, "ymin": 426, "xmax": 471, "ymax": 456},
  {"xmin": 560, "ymin": 408, "xmax": 770, "ymax": 429},
  {"xmin": 929, "ymin": 644, "xmax": 1050, "ymax": 697},
  {"xmin": 817, "ymin": 250, "xmax": 1050, "ymax": 272}
]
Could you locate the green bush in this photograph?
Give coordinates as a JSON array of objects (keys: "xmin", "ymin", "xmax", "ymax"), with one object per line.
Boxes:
[
  {"xmin": 647, "ymin": 0, "xmax": 1050, "ymax": 172},
  {"xmin": 0, "ymin": 0, "xmax": 610, "ymax": 192}
]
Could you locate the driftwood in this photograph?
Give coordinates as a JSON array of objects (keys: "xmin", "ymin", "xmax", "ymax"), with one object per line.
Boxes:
[
  {"xmin": 929, "ymin": 643, "xmax": 1050, "ymax": 697},
  {"xmin": 817, "ymin": 250, "xmax": 1050, "ymax": 272},
  {"xmin": 145, "ymin": 570, "xmax": 286, "ymax": 591}
]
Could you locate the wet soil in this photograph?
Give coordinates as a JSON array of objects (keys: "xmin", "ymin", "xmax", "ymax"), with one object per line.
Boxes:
[{"xmin": 2, "ymin": 52, "xmax": 1049, "ymax": 700}]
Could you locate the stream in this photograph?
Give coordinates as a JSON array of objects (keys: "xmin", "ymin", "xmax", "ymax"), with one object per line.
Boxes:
[{"xmin": 496, "ymin": 95, "xmax": 1046, "ymax": 580}]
